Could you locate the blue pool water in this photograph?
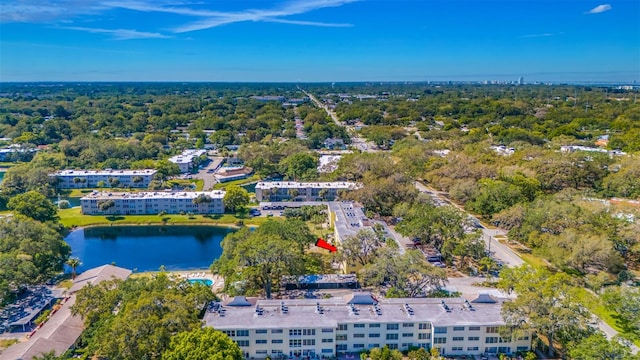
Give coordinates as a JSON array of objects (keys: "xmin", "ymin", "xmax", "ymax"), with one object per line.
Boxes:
[{"xmin": 188, "ymin": 279, "xmax": 213, "ymax": 286}]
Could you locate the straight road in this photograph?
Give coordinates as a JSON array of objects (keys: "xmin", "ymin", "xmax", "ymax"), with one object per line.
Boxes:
[{"xmin": 414, "ymin": 181, "xmax": 524, "ymax": 267}]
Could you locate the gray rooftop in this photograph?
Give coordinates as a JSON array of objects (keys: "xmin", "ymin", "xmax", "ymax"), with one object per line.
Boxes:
[
  {"xmin": 204, "ymin": 292, "xmax": 508, "ymax": 330},
  {"xmin": 68, "ymin": 264, "xmax": 132, "ymax": 294},
  {"xmin": 329, "ymin": 202, "xmax": 372, "ymax": 240}
]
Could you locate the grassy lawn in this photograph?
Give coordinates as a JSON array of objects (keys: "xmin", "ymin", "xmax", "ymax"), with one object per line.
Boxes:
[
  {"xmin": 59, "ymin": 207, "xmax": 269, "ymax": 228},
  {"xmin": 213, "ymin": 174, "xmax": 261, "ymax": 190},
  {"xmin": 575, "ymin": 287, "xmax": 640, "ymax": 347}
]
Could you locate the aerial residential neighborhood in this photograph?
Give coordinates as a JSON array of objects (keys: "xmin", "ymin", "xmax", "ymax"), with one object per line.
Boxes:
[{"xmin": 1, "ymin": 0, "xmax": 639, "ymax": 358}]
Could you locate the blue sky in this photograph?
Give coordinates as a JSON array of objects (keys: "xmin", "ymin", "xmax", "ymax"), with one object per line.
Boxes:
[{"xmin": 1, "ymin": 0, "xmax": 638, "ymax": 82}]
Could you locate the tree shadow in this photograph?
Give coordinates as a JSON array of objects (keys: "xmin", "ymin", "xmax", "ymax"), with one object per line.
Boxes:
[
  {"xmin": 203, "ymin": 214, "xmax": 222, "ymax": 220},
  {"xmin": 105, "ymin": 216, "xmax": 125, "ymax": 222},
  {"xmin": 611, "ymin": 313, "xmax": 640, "ymax": 338}
]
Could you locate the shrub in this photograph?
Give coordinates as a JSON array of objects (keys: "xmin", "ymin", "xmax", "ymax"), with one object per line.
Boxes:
[{"xmin": 58, "ymin": 200, "xmax": 71, "ymax": 209}]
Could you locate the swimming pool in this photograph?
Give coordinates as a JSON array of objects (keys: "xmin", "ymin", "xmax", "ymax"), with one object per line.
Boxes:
[{"xmin": 187, "ymin": 278, "xmax": 214, "ymax": 286}]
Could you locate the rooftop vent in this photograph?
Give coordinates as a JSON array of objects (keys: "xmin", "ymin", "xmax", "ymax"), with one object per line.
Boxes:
[
  {"xmin": 281, "ymin": 301, "xmax": 289, "ymax": 314},
  {"xmin": 441, "ymin": 300, "xmax": 451, "ymax": 313},
  {"xmin": 404, "ymin": 303, "xmax": 414, "ymax": 316},
  {"xmin": 255, "ymin": 304, "xmax": 264, "ymax": 315},
  {"xmin": 464, "ymin": 299, "xmax": 475, "ymax": 311},
  {"xmin": 316, "ymin": 302, "xmax": 324, "ymax": 315}
]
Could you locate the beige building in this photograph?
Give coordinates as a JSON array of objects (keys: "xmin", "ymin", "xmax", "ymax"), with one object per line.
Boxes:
[
  {"xmin": 204, "ymin": 292, "xmax": 531, "ymax": 359},
  {"xmin": 255, "ymin": 182, "xmax": 361, "ymax": 202}
]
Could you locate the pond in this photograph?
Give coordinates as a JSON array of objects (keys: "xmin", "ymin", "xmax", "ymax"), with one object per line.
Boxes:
[{"xmin": 64, "ymin": 225, "xmax": 235, "ymax": 272}]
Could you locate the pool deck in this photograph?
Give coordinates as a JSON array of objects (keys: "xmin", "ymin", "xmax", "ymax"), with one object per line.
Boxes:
[{"xmin": 137, "ymin": 270, "xmax": 225, "ymax": 292}]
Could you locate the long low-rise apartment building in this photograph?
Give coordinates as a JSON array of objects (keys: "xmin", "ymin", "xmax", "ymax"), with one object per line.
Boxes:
[
  {"xmin": 80, "ymin": 190, "xmax": 225, "ymax": 215},
  {"xmin": 204, "ymin": 292, "xmax": 531, "ymax": 359},
  {"xmin": 51, "ymin": 169, "xmax": 157, "ymax": 188},
  {"xmin": 255, "ymin": 181, "xmax": 361, "ymax": 202}
]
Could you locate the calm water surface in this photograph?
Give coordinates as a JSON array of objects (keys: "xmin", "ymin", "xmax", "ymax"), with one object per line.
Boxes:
[{"xmin": 64, "ymin": 225, "xmax": 234, "ymax": 272}]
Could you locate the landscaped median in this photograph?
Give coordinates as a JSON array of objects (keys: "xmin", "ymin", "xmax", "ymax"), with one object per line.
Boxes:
[{"xmin": 58, "ymin": 207, "xmax": 268, "ymax": 228}]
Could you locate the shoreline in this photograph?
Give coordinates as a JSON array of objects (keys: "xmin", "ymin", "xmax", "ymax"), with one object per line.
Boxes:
[{"xmin": 65, "ymin": 221, "xmax": 250, "ymax": 231}]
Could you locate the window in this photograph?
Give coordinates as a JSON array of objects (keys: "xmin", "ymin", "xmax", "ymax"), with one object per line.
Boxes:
[
  {"xmin": 322, "ymin": 338, "xmax": 333, "ymax": 343},
  {"xmin": 402, "ymin": 333, "xmax": 413, "ymax": 338},
  {"xmin": 303, "ymin": 339, "xmax": 315, "ymax": 346},
  {"xmin": 486, "ymin": 337, "xmax": 499, "ymax": 344},
  {"xmin": 387, "ymin": 324, "xmax": 399, "ymax": 330},
  {"xmin": 370, "ymin": 344, "xmax": 380, "ymax": 348},
  {"xmin": 337, "ymin": 335, "xmax": 347, "ymax": 341},
  {"xmin": 498, "ymin": 347, "xmax": 511, "ymax": 353},
  {"xmin": 337, "ymin": 344, "xmax": 348, "ymax": 351},
  {"xmin": 290, "ymin": 339, "xmax": 302, "ymax": 348},
  {"xmin": 257, "ymin": 350, "xmax": 268, "ymax": 355},
  {"xmin": 419, "ymin": 323, "xmax": 430, "ymax": 330},
  {"xmin": 255, "ymin": 329, "xmax": 268, "ymax": 334},
  {"xmin": 485, "ymin": 347, "xmax": 498, "ymax": 353},
  {"xmin": 402, "ymin": 343, "xmax": 413, "ymax": 349},
  {"xmin": 469, "ymin": 326, "xmax": 481, "ymax": 331},
  {"xmin": 354, "ymin": 334, "xmax": 365, "ymax": 338},
  {"xmin": 468, "ymin": 336, "xmax": 480, "ymax": 341},
  {"xmin": 402, "ymin": 323, "xmax": 415, "ymax": 328},
  {"xmin": 369, "ymin": 324, "xmax": 381, "ymax": 328},
  {"xmin": 518, "ymin": 336, "xmax": 530, "ymax": 341},
  {"xmin": 289, "ymin": 329, "xmax": 302, "ymax": 336},
  {"xmin": 388, "ymin": 344, "xmax": 399, "ymax": 350},
  {"xmin": 338, "ymin": 324, "xmax": 348, "ymax": 331},
  {"xmin": 434, "ymin": 327, "xmax": 447, "ymax": 334},
  {"xmin": 517, "ymin": 346, "xmax": 529, "ymax": 352},
  {"xmin": 369, "ymin": 333, "xmax": 381, "ymax": 338},
  {"xmin": 453, "ymin": 326, "xmax": 465, "ymax": 331},
  {"xmin": 222, "ymin": 330, "xmax": 235, "ymax": 337},
  {"xmin": 272, "ymin": 339, "xmax": 283, "ymax": 344},
  {"xmin": 322, "ymin": 349, "xmax": 333, "ymax": 354},
  {"xmin": 486, "ymin": 326, "xmax": 499, "ymax": 333},
  {"xmin": 272, "ymin": 329, "xmax": 283, "ymax": 334},
  {"xmin": 272, "ymin": 350, "xmax": 283, "ymax": 355},
  {"xmin": 386, "ymin": 334, "xmax": 399, "ymax": 340},
  {"xmin": 303, "ymin": 329, "xmax": 316, "ymax": 336},
  {"xmin": 236, "ymin": 330, "xmax": 249, "ymax": 337},
  {"xmin": 418, "ymin": 333, "xmax": 431, "ymax": 340},
  {"xmin": 354, "ymin": 324, "xmax": 365, "ymax": 328},
  {"xmin": 499, "ymin": 337, "xmax": 512, "ymax": 343},
  {"xmin": 255, "ymin": 339, "xmax": 267, "ymax": 344},
  {"xmin": 237, "ymin": 340, "xmax": 249, "ymax": 347},
  {"xmin": 322, "ymin": 328, "xmax": 334, "ymax": 333},
  {"xmin": 467, "ymin": 347, "xmax": 479, "ymax": 351},
  {"xmin": 452, "ymin": 347, "xmax": 463, "ymax": 351},
  {"xmin": 452, "ymin": 337, "xmax": 464, "ymax": 341},
  {"xmin": 434, "ymin": 337, "xmax": 447, "ymax": 344},
  {"xmin": 354, "ymin": 344, "xmax": 365, "ymax": 349}
]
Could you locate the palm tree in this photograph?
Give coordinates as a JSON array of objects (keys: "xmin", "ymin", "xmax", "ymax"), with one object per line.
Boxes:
[{"xmin": 66, "ymin": 257, "xmax": 82, "ymax": 280}]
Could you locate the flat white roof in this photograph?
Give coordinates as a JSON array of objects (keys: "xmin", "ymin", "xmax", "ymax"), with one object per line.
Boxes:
[
  {"xmin": 204, "ymin": 292, "xmax": 508, "ymax": 329},
  {"xmin": 256, "ymin": 181, "xmax": 361, "ymax": 190},
  {"xmin": 81, "ymin": 190, "xmax": 225, "ymax": 200},
  {"xmin": 53, "ymin": 169, "xmax": 157, "ymax": 176},
  {"xmin": 169, "ymin": 149, "xmax": 207, "ymax": 164}
]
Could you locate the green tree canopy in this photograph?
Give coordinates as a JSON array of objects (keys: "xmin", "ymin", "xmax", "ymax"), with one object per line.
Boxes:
[
  {"xmin": 7, "ymin": 191, "xmax": 59, "ymax": 223},
  {"xmin": 222, "ymin": 185, "xmax": 250, "ymax": 213},
  {"xmin": 71, "ymin": 273, "xmax": 215, "ymax": 360},
  {"xmin": 569, "ymin": 333, "xmax": 637, "ymax": 360},
  {"xmin": 211, "ymin": 219, "xmax": 315, "ymax": 298},
  {"xmin": 162, "ymin": 327, "xmax": 242, "ymax": 360},
  {"xmin": 0, "ymin": 216, "xmax": 70, "ymax": 304}
]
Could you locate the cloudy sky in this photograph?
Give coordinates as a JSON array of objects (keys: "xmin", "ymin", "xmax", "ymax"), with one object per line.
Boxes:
[{"xmin": 1, "ymin": 0, "xmax": 638, "ymax": 82}]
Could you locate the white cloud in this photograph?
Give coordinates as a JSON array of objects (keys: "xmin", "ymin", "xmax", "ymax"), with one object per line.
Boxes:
[
  {"xmin": 586, "ymin": 4, "xmax": 612, "ymax": 14},
  {"xmin": 1, "ymin": 0, "xmax": 358, "ymax": 38},
  {"xmin": 60, "ymin": 26, "xmax": 171, "ymax": 40},
  {"xmin": 106, "ymin": 0, "xmax": 359, "ymax": 32},
  {"xmin": 519, "ymin": 32, "xmax": 564, "ymax": 39}
]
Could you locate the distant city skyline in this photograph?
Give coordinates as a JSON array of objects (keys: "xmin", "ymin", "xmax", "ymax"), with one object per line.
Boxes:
[{"xmin": 1, "ymin": 0, "xmax": 639, "ymax": 82}]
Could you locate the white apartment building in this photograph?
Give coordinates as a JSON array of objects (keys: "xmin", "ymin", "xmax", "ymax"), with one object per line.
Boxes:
[
  {"xmin": 169, "ymin": 149, "xmax": 207, "ymax": 173},
  {"xmin": 204, "ymin": 292, "xmax": 531, "ymax": 359},
  {"xmin": 51, "ymin": 169, "xmax": 157, "ymax": 189},
  {"xmin": 80, "ymin": 190, "xmax": 225, "ymax": 215},
  {"xmin": 328, "ymin": 202, "xmax": 374, "ymax": 274},
  {"xmin": 255, "ymin": 182, "xmax": 361, "ymax": 202}
]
